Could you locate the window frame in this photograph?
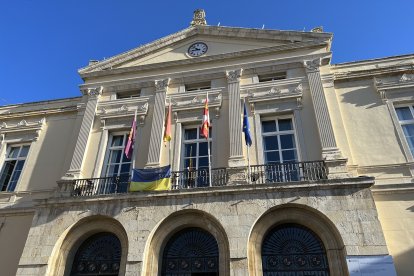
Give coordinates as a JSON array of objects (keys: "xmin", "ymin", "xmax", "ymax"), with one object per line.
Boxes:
[
  {"xmin": 0, "ymin": 143, "xmax": 31, "ymax": 192},
  {"xmin": 181, "ymin": 125, "xmax": 212, "ymax": 171},
  {"xmin": 394, "ymin": 104, "xmax": 414, "ymax": 158},
  {"xmin": 258, "ymin": 72, "xmax": 287, "ymax": 83},
  {"xmin": 261, "ymin": 115, "xmax": 300, "ymax": 164},
  {"xmin": 101, "ymin": 132, "xmax": 132, "ymax": 178}
]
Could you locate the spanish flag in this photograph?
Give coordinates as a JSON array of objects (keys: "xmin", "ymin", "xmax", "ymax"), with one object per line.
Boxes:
[{"xmin": 130, "ymin": 165, "xmax": 171, "ymax": 191}]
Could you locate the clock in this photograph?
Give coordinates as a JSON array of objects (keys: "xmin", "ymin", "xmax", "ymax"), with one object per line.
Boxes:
[{"xmin": 187, "ymin": 42, "xmax": 208, "ymax": 57}]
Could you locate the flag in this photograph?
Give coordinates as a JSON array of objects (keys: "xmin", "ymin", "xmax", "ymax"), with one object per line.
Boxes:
[
  {"xmin": 243, "ymin": 102, "xmax": 252, "ymax": 146},
  {"xmin": 129, "ymin": 165, "xmax": 171, "ymax": 191},
  {"xmin": 124, "ymin": 117, "xmax": 136, "ymax": 159},
  {"xmin": 163, "ymin": 102, "xmax": 172, "ymax": 143},
  {"xmin": 200, "ymin": 95, "xmax": 210, "ymax": 139}
]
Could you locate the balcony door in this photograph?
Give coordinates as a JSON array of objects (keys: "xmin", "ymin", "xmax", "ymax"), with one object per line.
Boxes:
[{"xmin": 181, "ymin": 127, "xmax": 212, "ymax": 187}]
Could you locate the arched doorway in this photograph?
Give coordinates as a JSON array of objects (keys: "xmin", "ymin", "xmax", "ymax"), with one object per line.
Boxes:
[
  {"xmin": 161, "ymin": 227, "xmax": 219, "ymax": 276},
  {"xmin": 69, "ymin": 232, "xmax": 121, "ymax": 276},
  {"xmin": 262, "ymin": 224, "xmax": 329, "ymax": 275}
]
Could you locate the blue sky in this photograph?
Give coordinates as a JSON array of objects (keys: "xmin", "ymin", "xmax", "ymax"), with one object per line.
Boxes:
[{"xmin": 1, "ymin": 1, "xmax": 413, "ymax": 105}]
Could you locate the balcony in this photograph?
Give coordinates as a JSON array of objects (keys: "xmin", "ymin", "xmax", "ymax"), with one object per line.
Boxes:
[{"xmin": 57, "ymin": 161, "xmax": 328, "ymax": 197}]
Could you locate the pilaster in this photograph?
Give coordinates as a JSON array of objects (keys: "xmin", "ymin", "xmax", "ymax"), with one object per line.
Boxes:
[
  {"xmin": 64, "ymin": 87, "xmax": 102, "ymax": 179},
  {"xmin": 146, "ymin": 79, "xmax": 169, "ymax": 167},
  {"xmin": 226, "ymin": 69, "xmax": 244, "ymax": 167},
  {"xmin": 304, "ymin": 59, "xmax": 341, "ymax": 159},
  {"xmin": 304, "ymin": 59, "xmax": 350, "ymax": 178}
]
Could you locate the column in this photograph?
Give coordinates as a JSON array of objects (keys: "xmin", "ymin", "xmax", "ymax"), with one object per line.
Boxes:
[
  {"xmin": 304, "ymin": 58, "xmax": 341, "ymax": 159},
  {"xmin": 226, "ymin": 69, "xmax": 244, "ymax": 167},
  {"xmin": 64, "ymin": 87, "xmax": 102, "ymax": 179},
  {"xmin": 146, "ymin": 79, "xmax": 169, "ymax": 167}
]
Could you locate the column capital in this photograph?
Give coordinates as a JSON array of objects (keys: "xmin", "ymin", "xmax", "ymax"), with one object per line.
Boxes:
[
  {"xmin": 226, "ymin": 69, "xmax": 243, "ymax": 83},
  {"xmin": 303, "ymin": 58, "xmax": 321, "ymax": 72},
  {"xmin": 87, "ymin": 86, "xmax": 103, "ymax": 98},
  {"xmin": 155, "ymin": 78, "xmax": 170, "ymax": 91}
]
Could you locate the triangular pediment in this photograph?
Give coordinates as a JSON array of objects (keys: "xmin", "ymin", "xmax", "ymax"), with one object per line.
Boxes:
[{"xmin": 79, "ymin": 25, "xmax": 332, "ymax": 75}]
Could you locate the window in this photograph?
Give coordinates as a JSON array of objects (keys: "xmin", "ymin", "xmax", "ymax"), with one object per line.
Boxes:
[
  {"xmin": 181, "ymin": 127, "xmax": 212, "ymax": 187},
  {"xmin": 103, "ymin": 134, "xmax": 132, "ymax": 178},
  {"xmin": 0, "ymin": 145, "xmax": 30, "ymax": 192},
  {"xmin": 395, "ymin": 105, "xmax": 414, "ymax": 156},
  {"xmin": 261, "ymin": 117, "xmax": 299, "ymax": 182},
  {"xmin": 116, "ymin": 90, "xmax": 140, "ymax": 99},
  {"xmin": 258, "ymin": 72, "xmax": 286, "ymax": 82},
  {"xmin": 100, "ymin": 133, "xmax": 131, "ymax": 193},
  {"xmin": 185, "ymin": 81, "xmax": 211, "ymax": 92}
]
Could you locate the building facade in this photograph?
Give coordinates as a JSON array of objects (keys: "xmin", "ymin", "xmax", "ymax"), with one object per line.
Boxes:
[{"xmin": 0, "ymin": 10, "xmax": 413, "ymax": 276}]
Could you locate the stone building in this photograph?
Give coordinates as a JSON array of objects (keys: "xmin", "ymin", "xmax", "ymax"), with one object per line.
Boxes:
[{"xmin": 0, "ymin": 9, "xmax": 413, "ymax": 276}]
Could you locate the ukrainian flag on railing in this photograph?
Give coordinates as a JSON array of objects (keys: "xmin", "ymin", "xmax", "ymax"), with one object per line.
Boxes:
[{"xmin": 130, "ymin": 165, "xmax": 171, "ymax": 191}]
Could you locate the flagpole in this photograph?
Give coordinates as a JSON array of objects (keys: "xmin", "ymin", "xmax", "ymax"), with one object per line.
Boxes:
[
  {"xmin": 168, "ymin": 97, "xmax": 172, "ymax": 190},
  {"xmin": 132, "ymin": 109, "xmax": 138, "ymax": 170},
  {"xmin": 206, "ymin": 91, "xmax": 212, "ymax": 187},
  {"xmin": 244, "ymin": 98, "xmax": 251, "ymax": 184}
]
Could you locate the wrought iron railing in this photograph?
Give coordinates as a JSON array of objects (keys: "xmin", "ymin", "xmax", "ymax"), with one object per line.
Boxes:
[
  {"xmin": 63, "ymin": 161, "xmax": 327, "ymax": 197},
  {"xmin": 71, "ymin": 175, "xmax": 130, "ymax": 197},
  {"xmin": 171, "ymin": 167, "xmax": 228, "ymax": 189},
  {"xmin": 248, "ymin": 161, "xmax": 328, "ymax": 184}
]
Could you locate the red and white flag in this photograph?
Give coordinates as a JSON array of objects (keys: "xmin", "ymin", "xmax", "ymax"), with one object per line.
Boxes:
[
  {"xmin": 200, "ymin": 95, "xmax": 210, "ymax": 139},
  {"xmin": 124, "ymin": 117, "xmax": 136, "ymax": 159}
]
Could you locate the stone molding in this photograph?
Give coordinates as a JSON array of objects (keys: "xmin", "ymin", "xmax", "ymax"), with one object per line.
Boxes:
[
  {"xmin": 82, "ymin": 86, "xmax": 103, "ymax": 97},
  {"xmin": 97, "ymin": 97, "xmax": 150, "ymax": 123},
  {"xmin": 374, "ymin": 74, "xmax": 414, "ymax": 103},
  {"xmin": 168, "ymin": 88, "xmax": 222, "ymax": 112},
  {"xmin": 241, "ymin": 77, "xmax": 305, "ymax": 105},
  {"xmin": 0, "ymin": 118, "xmax": 45, "ymax": 134}
]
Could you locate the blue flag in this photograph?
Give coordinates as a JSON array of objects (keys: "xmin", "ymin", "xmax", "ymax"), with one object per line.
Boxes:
[{"xmin": 243, "ymin": 102, "xmax": 252, "ymax": 146}]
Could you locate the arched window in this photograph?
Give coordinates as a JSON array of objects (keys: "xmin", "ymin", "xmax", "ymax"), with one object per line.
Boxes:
[
  {"xmin": 70, "ymin": 232, "xmax": 121, "ymax": 276},
  {"xmin": 161, "ymin": 227, "xmax": 219, "ymax": 276},
  {"xmin": 262, "ymin": 224, "xmax": 329, "ymax": 275}
]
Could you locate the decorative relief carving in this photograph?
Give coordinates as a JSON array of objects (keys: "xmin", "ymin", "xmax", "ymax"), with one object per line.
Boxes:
[
  {"xmin": 293, "ymin": 83, "xmax": 303, "ymax": 93},
  {"xmin": 138, "ymin": 102, "xmax": 149, "ymax": 112},
  {"xmin": 155, "ymin": 79, "xmax": 170, "ymax": 91},
  {"xmin": 304, "ymin": 59, "xmax": 321, "ymax": 72},
  {"xmin": 169, "ymin": 89, "xmax": 222, "ymax": 112},
  {"xmin": 0, "ymin": 118, "xmax": 46, "ymax": 134},
  {"xmin": 400, "ymin": 73, "xmax": 414, "ymax": 82},
  {"xmin": 96, "ymin": 97, "xmax": 150, "ymax": 120},
  {"xmin": 268, "ymin": 87, "xmax": 281, "ymax": 95},
  {"xmin": 118, "ymin": 105, "xmax": 129, "ymax": 112},
  {"xmin": 226, "ymin": 69, "xmax": 243, "ymax": 83},
  {"xmin": 190, "ymin": 9, "xmax": 207, "ymax": 26},
  {"xmin": 87, "ymin": 86, "xmax": 103, "ymax": 97},
  {"xmin": 296, "ymin": 98, "xmax": 303, "ymax": 109}
]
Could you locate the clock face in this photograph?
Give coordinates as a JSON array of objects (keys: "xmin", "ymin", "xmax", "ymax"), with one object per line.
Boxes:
[{"xmin": 188, "ymin": 42, "xmax": 208, "ymax": 57}]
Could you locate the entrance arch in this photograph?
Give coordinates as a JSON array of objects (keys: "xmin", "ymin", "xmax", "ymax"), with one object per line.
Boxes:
[
  {"xmin": 69, "ymin": 232, "xmax": 122, "ymax": 276},
  {"xmin": 46, "ymin": 215, "xmax": 128, "ymax": 276},
  {"xmin": 262, "ymin": 224, "xmax": 329, "ymax": 275},
  {"xmin": 248, "ymin": 204, "xmax": 348, "ymax": 276},
  {"xmin": 142, "ymin": 209, "xmax": 230, "ymax": 276},
  {"xmin": 161, "ymin": 227, "xmax": 219, "ymax": 276}
]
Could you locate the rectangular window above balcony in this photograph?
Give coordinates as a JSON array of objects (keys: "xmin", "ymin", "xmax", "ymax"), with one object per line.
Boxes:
[
  {"xmin": 395, "ymin": 105, "xmax": 414, "ymax": 157},
  {"xmin": 116, "ymin": 90, "xmax": 141, "ymax": 99},
  {"xmin": 0, "ymin": 144, "xmax": 30, "ymax": 192},
  {"xmin": 185, "ymin": 81, "xmax": 211, "ymax": 92},
  {"xmin": 258, "ymin": 72, "xmax": 286, "ymax": 82}
]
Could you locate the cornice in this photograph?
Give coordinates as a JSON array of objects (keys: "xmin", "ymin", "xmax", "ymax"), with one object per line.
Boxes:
[
  {"xmin": 0, "ymin": 105, "xmax": 79, "ymax": 120},
  {"xmin": 80, "ymin": 40, "xmax": 329, "ymax": 79},
  {"xmin": 0, "ymin": 118, "xmax": 46, "ymax": 139},
  {"xmin": 374, "ymin": 73, "xmax": 414, "ymax": 102}
]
